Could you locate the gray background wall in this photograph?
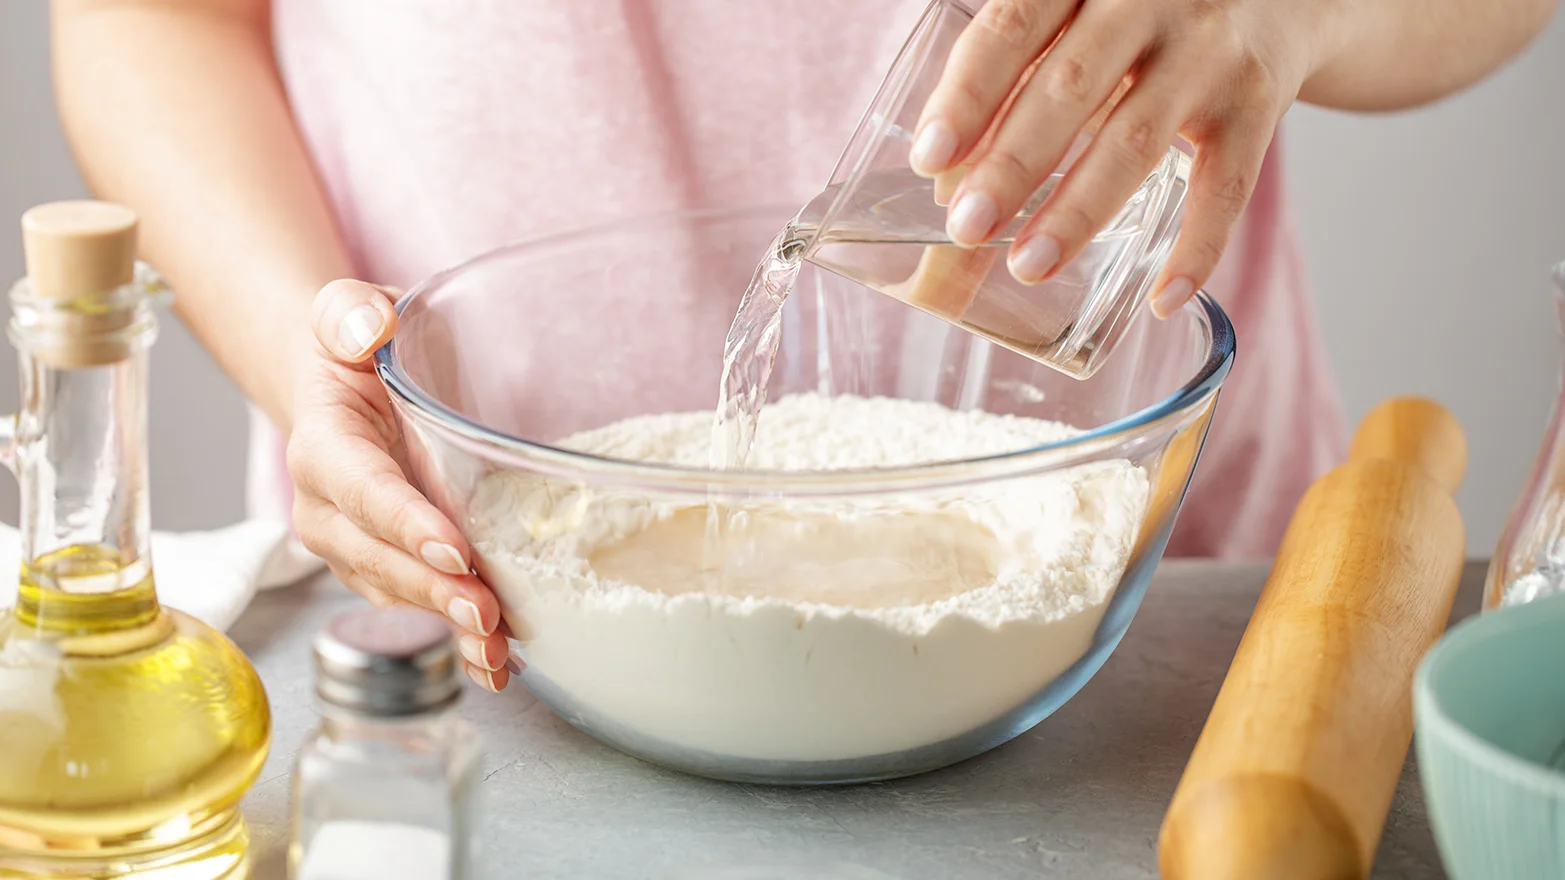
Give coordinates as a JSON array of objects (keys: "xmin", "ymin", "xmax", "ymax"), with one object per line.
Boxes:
[{"xmin": 2, "ymin": 3, "xmax": 1563, "ymax": 552}]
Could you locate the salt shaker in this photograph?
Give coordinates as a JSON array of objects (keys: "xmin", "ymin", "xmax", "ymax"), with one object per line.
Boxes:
[
  {"xmin": 1486, "ymin": 260, "xmax": 1565, "ymax": 610},
  {"xmin": 289, "ymin": 606, "xmax": 482, "ymax": 880}
]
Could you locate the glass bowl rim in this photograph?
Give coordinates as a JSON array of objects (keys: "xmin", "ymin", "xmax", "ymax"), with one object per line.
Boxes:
[{"xmin": 373, "ymin": 203, "xmax": 1235, "ymax": 493}]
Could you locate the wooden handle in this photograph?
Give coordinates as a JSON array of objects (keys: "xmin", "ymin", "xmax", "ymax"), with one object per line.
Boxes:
[
  {"xmin": 1346, "ymin": 396, "xmax": 1465, "ymax": 494},
  {"xmin": 1158, "ymin": 397, "xmax": 1467, "ymax": 880}
]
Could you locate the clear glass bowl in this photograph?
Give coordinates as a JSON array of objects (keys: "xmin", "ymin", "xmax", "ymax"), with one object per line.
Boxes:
[{"xmin": 375, "ymin": 206, "xmax": 1234, "ymax": 785}]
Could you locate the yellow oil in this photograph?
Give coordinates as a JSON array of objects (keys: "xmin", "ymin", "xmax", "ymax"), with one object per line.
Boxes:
[{"xmin": 0, "ymin": 545, "xmax": 270, "ymax": 879}]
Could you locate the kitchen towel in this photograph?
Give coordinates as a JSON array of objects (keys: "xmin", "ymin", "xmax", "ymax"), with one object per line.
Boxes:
[{"xmin": 0, "ymin": 520, "xmax": 323, "ymax": 631}]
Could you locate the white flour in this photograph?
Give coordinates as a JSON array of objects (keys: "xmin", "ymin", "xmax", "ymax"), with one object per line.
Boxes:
[{"xmin": 471, "ymin": 394, "xmax": 1148, "ymax": 763}]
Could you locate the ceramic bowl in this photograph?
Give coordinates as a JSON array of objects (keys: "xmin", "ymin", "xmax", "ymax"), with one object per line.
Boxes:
[{"xmin": 1414, "ymin": 592, "xmax": 1565, "ymax": 878}]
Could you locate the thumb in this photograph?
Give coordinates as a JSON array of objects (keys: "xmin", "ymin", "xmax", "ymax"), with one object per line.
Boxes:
[{"xmin": 312, "ymin": 279, "xmax": 401, "ymax": 366}]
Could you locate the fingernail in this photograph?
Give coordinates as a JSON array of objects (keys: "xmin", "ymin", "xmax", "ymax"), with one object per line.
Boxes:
[
  {"xmin": 910, "ymin": 122, "xmax": 959, "ymax": 177},
  {"xmin": 447, "ymin": 597, "xmax": 489, "ymax": 636},
  {"xmin": 1151, "ymin": 277, "xmax": 1195, "ymax": 319},
  {"xmin": 1009, "ymin": 235, "xmax": 1062, "ymax": 284},
  {"xmin": 420, "ymin": 541, "xmax": 468, "ymax": 576},
  {"xmin": 465, "ymin": 664, "xmax": 497, "ymax": 692},
  {"xmin": 947, "ymin": 190, "xmax": 999, "ymax": 247},
  {"xmin": 458, "ymin": 634, "xmax": 504, "ymax": 671},
  {"xmin": 506, "ymin": 653, "xmax": 523, "ymax": 675},
  {"xmin": 339, "ymin": 305, "xmax": 385, "ymax": 358}
]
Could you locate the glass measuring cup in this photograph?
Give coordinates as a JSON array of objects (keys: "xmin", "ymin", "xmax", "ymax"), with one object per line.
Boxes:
[{"xmin": 785, "ymin": 0, "xmax": 1192, "ymax": 380}]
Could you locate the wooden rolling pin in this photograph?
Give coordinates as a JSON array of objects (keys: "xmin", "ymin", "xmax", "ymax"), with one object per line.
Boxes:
[{"xmin": 1158, "ymin": 396, "xmax": 1467, "ymax": 880}]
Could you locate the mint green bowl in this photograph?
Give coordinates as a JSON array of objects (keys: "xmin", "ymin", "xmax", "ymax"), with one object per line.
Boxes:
[{"xmin": 1414, "ymin": 592, "xmax": 1565, "ymax": 879}]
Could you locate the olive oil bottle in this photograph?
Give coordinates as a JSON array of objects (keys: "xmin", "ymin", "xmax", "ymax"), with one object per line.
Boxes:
[{"xmin": 0, "ymin": 202, "xmax": 270, "ymax": 878}]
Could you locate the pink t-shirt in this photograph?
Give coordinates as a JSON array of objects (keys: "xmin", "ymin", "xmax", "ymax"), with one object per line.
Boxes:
[{"xmin": 256, "ymin": 0, "xmax": 1346, "ymax": 559}]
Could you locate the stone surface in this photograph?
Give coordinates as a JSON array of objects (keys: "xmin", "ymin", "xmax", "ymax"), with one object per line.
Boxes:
[{"xmin": 236, "ymin": 559, "xmax": 1478, "ymax": 879}]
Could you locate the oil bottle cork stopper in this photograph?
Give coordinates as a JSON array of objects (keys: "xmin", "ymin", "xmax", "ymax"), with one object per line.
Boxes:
[{"xmin": 21, "ymin": 201, "xmax": 139, "ymax": 302}]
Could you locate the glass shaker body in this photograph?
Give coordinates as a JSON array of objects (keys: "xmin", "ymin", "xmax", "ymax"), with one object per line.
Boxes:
[
  {"xmin": 288, "ymin": 606, "xmax": 482, "ymax": 880},
  {"xmin": 1486, "ymin": 261, "xmax": 1565, "ymax": 610},
  {"xmin": 290, "ymin": 706, "xmax": 481, "ymax": 879}
]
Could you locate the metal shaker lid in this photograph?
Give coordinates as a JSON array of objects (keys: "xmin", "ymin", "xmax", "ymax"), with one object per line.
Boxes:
[{"xmin": 313, "ymin": 606, "xmax": 461, "ymax": 717}]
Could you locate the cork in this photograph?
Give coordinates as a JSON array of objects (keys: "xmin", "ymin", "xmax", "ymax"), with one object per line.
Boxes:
[
  {"xmin": 18, "ymin": 201, "xmax": 144, "ymax": 368},
  {"xmin": 22, "ymin": 201, "xmax": 138, "ymax": 302}
]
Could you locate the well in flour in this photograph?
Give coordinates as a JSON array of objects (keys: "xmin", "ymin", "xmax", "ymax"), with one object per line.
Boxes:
[{"xmin": 470, "ymin": 393, "xmax": 1148, "ymax": 764}]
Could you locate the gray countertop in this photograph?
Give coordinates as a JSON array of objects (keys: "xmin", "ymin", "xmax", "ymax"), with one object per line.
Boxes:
[{"xmin": 235, "ymin": 559, "xmax": 1480, "ymax": 879}]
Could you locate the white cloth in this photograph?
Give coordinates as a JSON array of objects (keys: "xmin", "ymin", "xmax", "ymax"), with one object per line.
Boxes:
[{"xmin": 0, "ymin": 520, "xmax": 324, "ymax": 631}]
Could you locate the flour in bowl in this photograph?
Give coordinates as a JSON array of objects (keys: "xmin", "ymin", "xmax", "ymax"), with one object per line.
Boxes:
[{"xmin": 470, "ymin": 393, "xmax": 1149, "ymax": 764}]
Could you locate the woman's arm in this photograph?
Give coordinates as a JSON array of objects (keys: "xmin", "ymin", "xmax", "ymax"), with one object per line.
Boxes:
[
  {"xmin": 52, "ymin": 0, "xmax": 514, "ymax": 688},
  {"xmin": 1302, "ymin": 0, "xmax": 1560, "ymax": 110},
  {"xmin": 52, "ymin": 0, "xmax": 353, "ymax": 431}
]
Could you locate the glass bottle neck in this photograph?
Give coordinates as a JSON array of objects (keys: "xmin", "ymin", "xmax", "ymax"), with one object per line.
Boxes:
[{"xmin": 11, "ymin": 316, "xmax": 159, "ymax": 635}]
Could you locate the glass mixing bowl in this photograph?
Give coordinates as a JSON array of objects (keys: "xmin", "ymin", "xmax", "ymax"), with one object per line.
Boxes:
[{"xmin": 375, "ymin": 205, "xmax": 1234, "ymax": 785}]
